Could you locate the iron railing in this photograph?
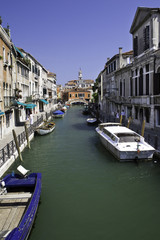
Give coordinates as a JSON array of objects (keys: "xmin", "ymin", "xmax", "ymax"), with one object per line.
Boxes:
[{"xmin": 0, "ymin": 115, "xmax": 45, "ymax": 167}]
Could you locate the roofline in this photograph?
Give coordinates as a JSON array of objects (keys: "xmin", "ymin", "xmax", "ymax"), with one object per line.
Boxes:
[
  {"xmin": 17, "ymin": 47, "xmax": 48, "ymax": 72},
  {"xmin": 130, "ymin": 7, "xmax": 160, "ymax": 34}
]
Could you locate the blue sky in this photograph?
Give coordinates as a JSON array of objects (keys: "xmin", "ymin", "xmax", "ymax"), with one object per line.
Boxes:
[{"xmin": 1, "ymin": 0, "xmax": 160, "ymax": 85}]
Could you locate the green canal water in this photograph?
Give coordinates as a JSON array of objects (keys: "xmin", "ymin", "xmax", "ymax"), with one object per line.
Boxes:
[{"xmin": 11, "ymin": 105, "xmax": 160, "ymax": 240}]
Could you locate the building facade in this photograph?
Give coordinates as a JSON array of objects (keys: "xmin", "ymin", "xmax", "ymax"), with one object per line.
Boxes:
[
  {"xmin": 0, "ymin": 22, "xmax": 58, "ymax": 139},
  {"xmin": 98, "ymin": 7, "xmax": 160, "ymax": 130}
]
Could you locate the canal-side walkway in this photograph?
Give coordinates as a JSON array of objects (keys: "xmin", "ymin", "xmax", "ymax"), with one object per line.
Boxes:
[
  {"xmin": 0, "ymin": 110, "xmax": 54, "ymax": 177},
  {"xmin": 0, "ymin": 111, "xmax": 47, "ymax": 150}
]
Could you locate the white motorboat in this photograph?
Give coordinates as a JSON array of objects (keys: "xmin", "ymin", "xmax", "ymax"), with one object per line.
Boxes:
[
  {"xmin": 87, "ymin": 118, "xmax": 97, "ymax": 124},
  {"xmin": 96, "ymin": 123, "xmax": 155, "ymax": 161}
]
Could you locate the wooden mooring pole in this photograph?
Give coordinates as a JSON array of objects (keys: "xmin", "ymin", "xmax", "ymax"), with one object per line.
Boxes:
[
  {"xmin": 141, "ymin": 120, "xmax": 145, "ymax": 137},
  {"xmin": 127, "ymin": 117, "xmax": 131, "ymax": 128},
  {"xmin": 120, "ymin": 115, "xmax": 122, "ymax": 124},
  {"xmin": 12, "ymin": 129, "xmax": 23, "ymax": 161},
  {"xmin": 24, "ymin": 123, "xmax": 31, "ymax": 149}
]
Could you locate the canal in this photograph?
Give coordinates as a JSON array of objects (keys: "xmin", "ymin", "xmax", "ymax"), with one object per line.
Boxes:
[{"xmin": 11, "ymin": 105, "xmax": 160, "ymax": 240}]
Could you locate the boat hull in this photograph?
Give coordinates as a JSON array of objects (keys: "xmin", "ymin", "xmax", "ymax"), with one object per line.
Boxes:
[
  {"xmin": 53, "ymin": 114, "xmax": 64, "ymax": 118},
  {"xmin": 1, "ymin": 173, "xmax": 42, "ymax": 240},
  {"xmin": 87, "ymin": 118, "xmax": 97, "ymax": 125},
  {"xmin": 36, "ymin": 125, "xmax": 55, "ymax": 135}
]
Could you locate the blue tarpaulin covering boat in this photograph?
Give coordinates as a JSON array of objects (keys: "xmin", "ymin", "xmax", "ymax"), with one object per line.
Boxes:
[
  {"xmin": 0, "ymin": 170, "xmax": 42, "ymax": 240},
  {"xmin": 52, "ymin": 110, "xmax": 64, "ymax": 118}
]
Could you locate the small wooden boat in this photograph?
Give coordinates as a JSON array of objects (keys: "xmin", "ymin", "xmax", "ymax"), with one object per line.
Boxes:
[
  {"xmin": 36, "ymin": 121, "xmax": 55, "ymax": 135},
  {"xmin": 87, "ymin": 118, "xmax": 97, "ymax": 125},
  {"xmin": 52, "ymin": 110, "xmax": 64, "ymax": 118},
  {"xmin": 0, "ymin": 165, "xmax": 42, "ymax": 239}
]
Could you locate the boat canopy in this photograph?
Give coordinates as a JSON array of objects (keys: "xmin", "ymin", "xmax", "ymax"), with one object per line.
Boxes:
[{"xmin": 53, "ymin": 110, "xmax": 64, "ymax": 115}]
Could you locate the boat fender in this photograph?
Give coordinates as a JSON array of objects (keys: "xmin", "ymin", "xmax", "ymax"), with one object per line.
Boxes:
[{"xmin": 1, "ymin": 181, "xmax": 5, "ymax": 187}]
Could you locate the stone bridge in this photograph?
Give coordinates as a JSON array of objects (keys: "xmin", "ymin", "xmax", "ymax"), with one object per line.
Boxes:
[{"xmin": 67, "ymin": 99, "xmax": 88, "ymax": 105}]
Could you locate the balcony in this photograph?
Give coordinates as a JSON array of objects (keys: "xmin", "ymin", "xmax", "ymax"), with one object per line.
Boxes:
[
  {"xmin": 131, "ymin": 96, "xmax": 150, "ymax": 105},
  {"xmin": 150, "ymin": 95, "xmax": 160, "ymax": 104}
]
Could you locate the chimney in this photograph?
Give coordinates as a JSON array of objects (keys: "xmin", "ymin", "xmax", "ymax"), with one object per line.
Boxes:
[{"xmin": 119, "ymin": 47, "xmax": 123, "ymax": 69}]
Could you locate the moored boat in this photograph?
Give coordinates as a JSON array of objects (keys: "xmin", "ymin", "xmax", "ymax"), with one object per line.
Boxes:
[
  {"xmin": 0, "ymin": 166, "xmax": 42, "ymax": 239},
  {"xmin": 36, "ymin": 121, "xmax": 55, "ymax": 135},
  {"xmin": 61, "ymin": 106, "xmax": 67, "ymax": 112},
  {"xmin": 82, "ymin": 104, "xmax": 89, "ymax": 115},
  {"xmin": 96, "ymin": 123, "xmax": 155, "ymax": 161},
  {"xmin": 87, "ymin": 118, "xmax": 97, "ymax": 125},
  {"xmin": 52, "ymin": 110, "xmax": 64, "ymax": 118}
]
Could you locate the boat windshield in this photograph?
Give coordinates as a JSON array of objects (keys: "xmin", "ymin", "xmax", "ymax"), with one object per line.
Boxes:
[{"xmin": 115, "ymin": 133, "xmax": 140, "ymax": 143}]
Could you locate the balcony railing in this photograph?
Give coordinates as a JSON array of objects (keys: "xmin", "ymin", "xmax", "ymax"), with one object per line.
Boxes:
[
  {"xmin": 131, "ymin": 96, "xmax": 150, "ymax": 105},
  {"xmin": 150, "ymin": 95, "xmax": 160, "ymax": 104}
]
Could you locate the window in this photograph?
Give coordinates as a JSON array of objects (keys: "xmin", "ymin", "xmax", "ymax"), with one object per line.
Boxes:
[
  {"xmin": 146, "ymin": 74, "xmax": 149, "ymax": 95},
  {"xmin": 32, "ymin": 65, "xmax": 35, "ymax": 73},
  {"xmin": 7, "ymin": 52, "xmax": 10, "ymax": 65},
  {"xmin": 130, "ymin": 77, "xmax": 133, "ymax": 96},
  {"xmin": 123, "ymin": 80, "xmax": 125, "ymax": 97},
  {"xmin": 120, "ymin": 80, "xmax": 122, "ymax": 96},
  {"xmin": 139, "ymin": 68, "xmax": 143, "ymax": 96},
  {"xmin": 3, "ymin": 47, "xmax": 5, "ymax": 62},
  {"xmin": 156, "ymin": 108, "xmax": 160, "ymax": 126},
  {"xmin": 135, "ymin": 77, "xmax": 137, "ymax": 96},
  {"xmin": 17, "ymin": 63, "xmax": 20, "ymax": 73},
  {"xmin": 133, "ymin": 36, "xmax": 138, "ymax": 57},
  {"xmin": 146, "ymin": 64, "xmax": 149, "ymax": 72},
  {"xmin": 144, "ymin": 26, "xmax": 150, "ymax": 51},
  {"xmin": 113, "ymin": 61, "xmax": 116, "ymax": 71},
  {"xmin": 78, "ymin": 93, "xmax": 84, "ymax": 97},
  {"xmin": 6, "ymin": 113, "xmax": 10, "ymax": 128}
]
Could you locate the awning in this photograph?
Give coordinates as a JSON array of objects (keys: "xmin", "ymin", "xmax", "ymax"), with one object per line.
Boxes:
[
  {"xmin": 0, "ymin": 111, "xmax": 4, "ymax": 116},
  {"xmin": 25, "ymin": 103, "xmax": 37, "ymax": 109},
  {"xmin": 15, "ymin": 46, "xmax": 24, "ymax": 58},
  {"xmin": 16, "ymin": 101, "xmax": 27, "ymax": 106},
  {"xmin": 40, "ymin": 99, "xmax": 48, "ymax": 104}
]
